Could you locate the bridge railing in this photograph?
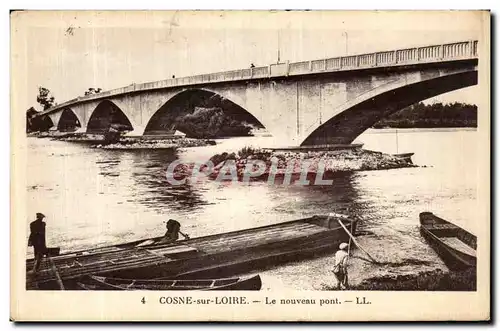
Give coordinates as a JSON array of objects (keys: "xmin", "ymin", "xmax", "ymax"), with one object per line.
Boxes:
[
  {"xmin": 270, "ymin": 63, "xmax": 288, "ymax": 76},
  {"xmin": 39, "ymin": 40, "xmax": 478, "ymax": 115},
  {"xmin": 252, "ymin": 66, "xmax": 269, "ymax": 78},
  {"xmin": 326, "ymin": 58, "xmax": 341, "ymax": 70},
  {"xmin": 288, "ymin": 61, "xmax": 310, "ymax": 75}
]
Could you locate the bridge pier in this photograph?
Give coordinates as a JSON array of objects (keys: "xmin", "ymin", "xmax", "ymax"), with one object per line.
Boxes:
[
  {"xmin": 124, "ymin": 125, "xmax": 146, "ymax": 137},
  {"xmin": 74, "ymin": 126, "xmax": 87, "ymax": 134},
  {"xmin": 47, "ymin": 111, "xmax": 62, "ymax": 130}
]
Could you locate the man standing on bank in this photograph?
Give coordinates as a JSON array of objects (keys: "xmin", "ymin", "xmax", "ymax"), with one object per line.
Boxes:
[
  {"xmin": 28, "ymin": 212, "xmax": 47, "ymax": 274},
  {"xmin": 333, "ymin": 242, "xmax": 350, "ymax": 290}
]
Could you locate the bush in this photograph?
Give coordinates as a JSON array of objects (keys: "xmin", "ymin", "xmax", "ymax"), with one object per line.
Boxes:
[{"xmin": 175, "ymin": 107, "xmax": 254, "ymax": 138}]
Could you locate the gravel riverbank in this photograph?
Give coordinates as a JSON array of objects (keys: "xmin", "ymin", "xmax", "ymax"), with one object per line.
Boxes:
[
  {"xmin": 93, "ymin": 137, "xmax": 216, "ymax": 150},
  {"xmin": 203, "ymin": 147, "xmax": 416, "ymax": 181},
  {"xmin": 28, "ymin": 132, "xmax": 216, "ymax": 149}
]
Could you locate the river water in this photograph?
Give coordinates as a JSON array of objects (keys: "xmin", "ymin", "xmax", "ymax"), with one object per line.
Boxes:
[{"xmin": 26, "ymin": 128, "xmax": 478, "ymax": 290}]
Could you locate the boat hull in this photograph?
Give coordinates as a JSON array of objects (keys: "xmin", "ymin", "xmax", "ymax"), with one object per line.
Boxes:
[
  {"xmin": 419, "ymin": 212, "xmax": 476, "ymax": 270},
  {"xmin": 27, "ymin": 214, "xmax": 357, "ymax": 290},
  {"xmin": 77, "ymin": 274, "xmax": 262, "ymax": 291}
]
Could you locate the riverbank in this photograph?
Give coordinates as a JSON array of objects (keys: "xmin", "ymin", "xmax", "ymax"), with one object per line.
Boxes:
[
  {"xmin": 93, "ymin": 137, "xmax": 216, "ymax": 150},
  {"xmin": 27, "ymin": 131, "xmax": 217, "ymax": 149},
  {"xmin": 323, "ymin": 268, "xmax": 476, "ymax": 291}
]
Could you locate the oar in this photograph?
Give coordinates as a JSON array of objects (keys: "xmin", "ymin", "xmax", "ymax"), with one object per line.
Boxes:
[
  {"xmin": 48, "ymin": 255, "xmax": 65, "ymax": 290},
  {"xmin": 336, "ymin": 218, "xmax": 380, "ymax": 264}
]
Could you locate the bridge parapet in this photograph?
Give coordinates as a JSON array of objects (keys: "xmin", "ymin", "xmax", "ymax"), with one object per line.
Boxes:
[{"xmin": 38, "ymin": 40, "xmax": 478, "ymax": 116}]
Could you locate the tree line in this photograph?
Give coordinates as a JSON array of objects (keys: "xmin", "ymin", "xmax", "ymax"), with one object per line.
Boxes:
[{"xmin": 373, "ymin": 102, "xmax": 477, "ymax": 128}]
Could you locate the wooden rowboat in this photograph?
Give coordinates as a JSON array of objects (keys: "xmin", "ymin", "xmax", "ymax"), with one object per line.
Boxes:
[
  {"xmin": 419, "ymin": 212, "xmax": 476, "ymax": 270},
  {"xmin": 27, "ymin": 213, "xmax": 356, "ymax": 290},
  {"xmin": 393, "ymin": 153, "xmax": 414, "ymax": 163},
  {"xmin": 77, "ymin": 274, "xmax": 262, "ymax": 291}
]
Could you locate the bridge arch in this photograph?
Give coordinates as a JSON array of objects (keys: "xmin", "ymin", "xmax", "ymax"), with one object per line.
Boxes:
[
  {"xmin": 57, "ymin": 108, "xmax": 82, "ymax": 132},
  {"xmin": 300, "ymin": 70, "xmax": 478, "ymax": 146},
  {"xmin": 87, "ymin": 100, "xmax": 134, "ymax": 134},
  {"xmin": 143, "ymin": 88, "xmax": 265, "ymax": 137}
]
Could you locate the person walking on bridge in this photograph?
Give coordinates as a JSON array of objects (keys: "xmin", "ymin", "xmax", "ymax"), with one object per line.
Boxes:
[
  {"xmin": 28, "ymin": 213, "xmax": 47, "ymax": 274},
  {"xmin": 333, "ymin": 242, "xmax": 350, "ymax": 290}
]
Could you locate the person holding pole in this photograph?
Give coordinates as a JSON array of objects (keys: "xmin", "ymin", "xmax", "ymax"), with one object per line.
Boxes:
[
  {"xmin": 158, "ymin": 219, "xmax": 190, "ymax": 244},
  {"xmin": 333, "ymin": 242, "xmax": 350, "ymax": 290},
  {"xmin": 28, "ymin": 213, "xmax": 47, "ymax": 274}
]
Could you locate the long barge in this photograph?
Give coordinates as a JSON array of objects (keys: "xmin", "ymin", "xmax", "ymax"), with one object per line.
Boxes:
[{"xmin": 26, "ymin": 214, "xmax": 356, "ymax": 290}]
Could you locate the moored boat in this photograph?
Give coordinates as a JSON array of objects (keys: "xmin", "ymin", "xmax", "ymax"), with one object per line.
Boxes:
[
  {"xmin": 393, "ymin": 152, "xmax": 414, "ymax": 163},
  {"xmin": 77, "ymin": 274, "xmax": 262, "ymax": 291},
  {"xmin": 419, "ymin": 212, "xmax": 476, "ymax": 270},
  {"xmin": 27, "ymin": 213, "xmax": 356, "ymax": 290}
]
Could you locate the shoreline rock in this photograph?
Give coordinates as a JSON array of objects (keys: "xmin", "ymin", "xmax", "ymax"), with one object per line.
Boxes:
[{"xmin": 201, "ymin": 147, "xmax": 417, "ymax": 181}]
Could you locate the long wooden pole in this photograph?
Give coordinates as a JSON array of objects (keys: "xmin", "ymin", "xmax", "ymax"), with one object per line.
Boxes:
[
  {"xmin": 48, "ymin": 256, "xmax": 65, "ymax": 290},
  {"xmin": 336, "ymin": 219, "xmax": 379, "ymax": 264},
  {"xmin": 347, "ymin": 222, "xmax": 353, "ymax": 256}
]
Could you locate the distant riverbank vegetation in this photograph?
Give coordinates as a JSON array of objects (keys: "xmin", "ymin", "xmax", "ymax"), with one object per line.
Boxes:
[
  {"xmin": 175, "ymin": 107, "xmax": 258, "ymax": 139},
  {"xmin": 145, "ymin": 91, "xmax": 264, "ymax": 138},
  {"xmin": 26, "ymin": 107, "xmax": 53, "ymax": 133},
  {"xmin": 373, "ymin": 102, "xmax": 477, "ymax": 129}
]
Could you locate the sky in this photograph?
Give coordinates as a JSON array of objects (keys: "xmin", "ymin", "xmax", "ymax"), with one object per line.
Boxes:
[{"xmin": 11, "ymin": 10, "xmax": 486, "ymax": 112}]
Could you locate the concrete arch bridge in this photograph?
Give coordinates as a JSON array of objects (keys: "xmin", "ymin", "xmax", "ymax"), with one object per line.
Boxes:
[{"xmin": 37, "ymin": 40, "xmax": 478, "ymax": 146}]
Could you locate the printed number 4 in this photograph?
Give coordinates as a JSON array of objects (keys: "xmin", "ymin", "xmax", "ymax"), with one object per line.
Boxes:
[{"xmin": 141, "ymin": 297, "xmax": 146, "ymax": 304}]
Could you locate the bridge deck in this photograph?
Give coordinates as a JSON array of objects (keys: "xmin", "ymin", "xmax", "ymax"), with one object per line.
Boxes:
[{"xmin": 38, "ymin": 40, "xmax": 478, "ymax": 116}]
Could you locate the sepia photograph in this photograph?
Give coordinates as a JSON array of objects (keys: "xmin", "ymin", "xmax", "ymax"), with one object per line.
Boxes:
[{"xmin": 10, "ymin": 9, "xmax": 490, "ymax": 321}]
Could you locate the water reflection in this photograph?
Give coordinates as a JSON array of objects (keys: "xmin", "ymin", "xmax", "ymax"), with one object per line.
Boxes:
[
  {"xmin": 126, "ymin": 149, "xmax": 209, "ymax": 213},
  {"xmin": 264, "ymin": 172, "xmax": 361, "ymax": 214},
  {"xmin": 96, "ymin": 153, "xmax": 122, "ymax": 177}
]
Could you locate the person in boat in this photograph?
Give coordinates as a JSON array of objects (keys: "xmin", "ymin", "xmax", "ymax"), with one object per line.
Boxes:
[
  {"xmin": 28, "ymin": 213, "xmax": 47, "ymax": 273},
  {"xmin": 157, "ymin": 219, "xmax": 190, "ymax": 244},
  {"xmin": 333, "ymin": 242, "xmax": 349, "ymax": 290}
]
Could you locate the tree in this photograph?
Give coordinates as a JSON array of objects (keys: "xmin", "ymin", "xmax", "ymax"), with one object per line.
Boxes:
[
  {"xmin": 26, "ymin": 107, "xmax": 38, "ymax": 133},
  {"xmin": 84, "ymin": 88, "xmax": 102, "ymax": 96},
  {"xmin": 36, "ymin": 87, "xmax": 56, "ymax": 110},
  {"xmin": 26, "ymin": 107, "xmax": 53, "ymax": 132}
]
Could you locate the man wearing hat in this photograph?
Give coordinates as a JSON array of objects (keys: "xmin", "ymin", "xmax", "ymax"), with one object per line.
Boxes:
[
  {"xmin": 333, "ymin": 242, "xmax": 350, "ymax": 290},
  {"xmin": 28, "ymin": 213, "xmax": 47, "ymax": 273}
]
